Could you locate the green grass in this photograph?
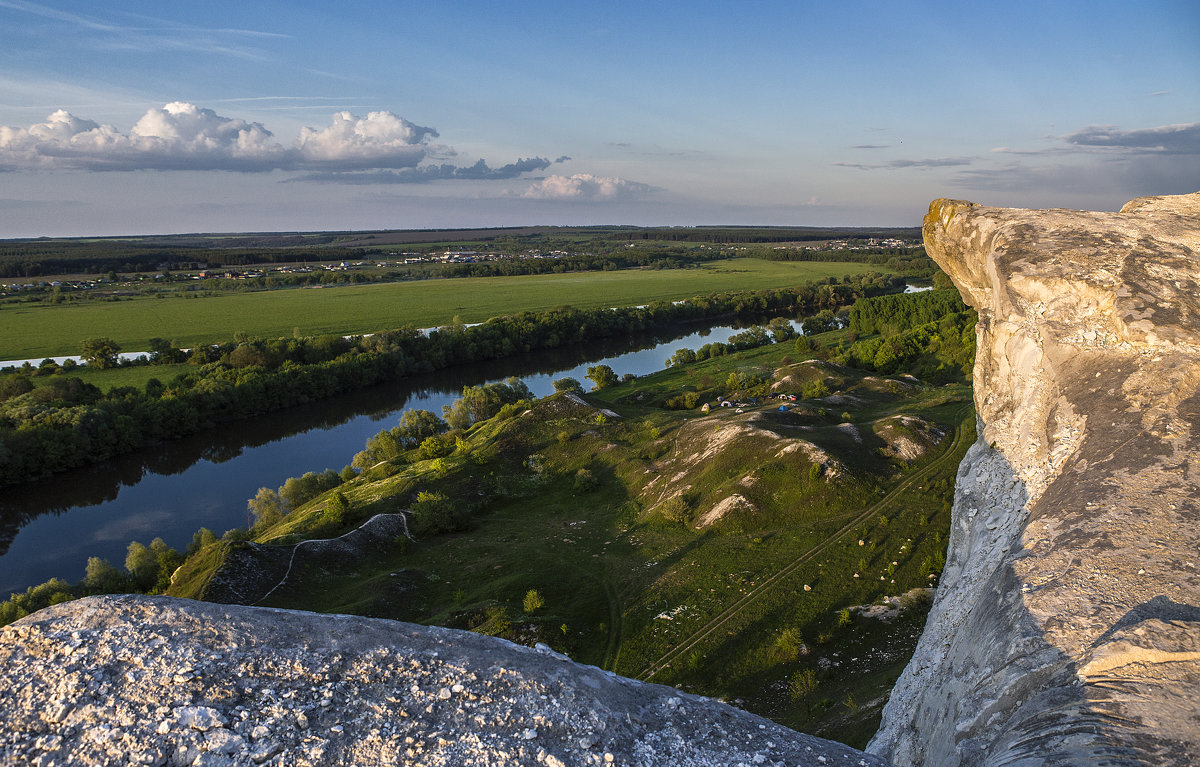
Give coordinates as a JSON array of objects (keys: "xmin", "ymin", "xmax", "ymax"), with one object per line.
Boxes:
[
  {"xmin": 0, "ymin": 259, "xmax": 889, "ymax": 359},
  {"xmin": 23, "ymin": 362, "xmax": 194, "ymax": 392},
  {"xmin": 178, "ymin": 331, "xmax": 971, "ymax": 748}
]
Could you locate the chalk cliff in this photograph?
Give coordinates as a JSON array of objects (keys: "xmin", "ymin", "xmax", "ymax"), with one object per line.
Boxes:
[
  {"xmin": 870, "ymin": 193, "xmax": 1200, "ymax": 765},
  {"xmin": 0, "ymin": 595, "xmax": 890, "ymax": 767}
]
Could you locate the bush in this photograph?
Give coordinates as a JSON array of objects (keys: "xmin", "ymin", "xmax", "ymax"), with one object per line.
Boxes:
[
  {"xmin": 788, "ymin": 668, "xmax": 818, "ymax": 700},
  {"xmin": 322, "ymin": 491, "xmax": 349, "ymax": 529},
  {"xmin": 410, "ymin": 491, "xmax": 467, "ymax": 536},
  {"xmin": 573, "ymin": 468, "xmax": 598, "ymax": 493},
  {"xmin": 802, "ymin": 380, "xmax": 830, "ymax": 399},
  {"xmin": 420, "ymin": 435, "xmax": 453, "ymax": 459},
  {"xmin": 773, "ymin": 627, "xmax": 805, "ymax": 663},
  {"xmin": 523, "ymin": 589, "xmax": 545, "ymax": 614},
  {"xmin": 659, "ymin": 496, "xmax": 690, "ymax": 524}
]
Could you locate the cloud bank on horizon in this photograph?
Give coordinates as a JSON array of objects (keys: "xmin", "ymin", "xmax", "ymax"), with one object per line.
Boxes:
[{"xmin": 0, "ymin": 102, "xmax": 656, "ymax": 208}]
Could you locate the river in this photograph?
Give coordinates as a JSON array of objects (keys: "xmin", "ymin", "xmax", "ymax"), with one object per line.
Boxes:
[{"xmin": 0, "ymin": 319, "xmax": 803, "ymax": 596}]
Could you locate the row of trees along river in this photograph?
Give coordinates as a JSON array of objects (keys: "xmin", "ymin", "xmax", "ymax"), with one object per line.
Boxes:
[{"xmin": 0, "ymin": 274, "xmax": 911, "ymax": 597}]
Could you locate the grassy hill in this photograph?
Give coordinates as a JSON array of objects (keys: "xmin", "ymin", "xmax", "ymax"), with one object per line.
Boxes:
[{"xmin": 170, "ymin": 329, "xmax": 972, "ymax": 747}]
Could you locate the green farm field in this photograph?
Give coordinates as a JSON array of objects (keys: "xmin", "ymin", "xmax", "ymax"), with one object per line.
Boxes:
[{"xmin": 1, "ymin": 259, "xmax": 889, "ymax": 359}]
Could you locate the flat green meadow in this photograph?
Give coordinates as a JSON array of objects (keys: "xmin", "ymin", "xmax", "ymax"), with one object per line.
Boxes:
[{"xmin": 1, "ymin": 259, "xmax": 888, "ymax": 359}]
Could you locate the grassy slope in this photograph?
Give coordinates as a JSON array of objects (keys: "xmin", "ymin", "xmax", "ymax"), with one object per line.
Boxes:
[
  {"xmin": 0, "ymin": 259, "xmax": 887, "ymax": 359},
  {"xmin": 178, "ymin": 333, "xmax": 971, "ymax": 749}
]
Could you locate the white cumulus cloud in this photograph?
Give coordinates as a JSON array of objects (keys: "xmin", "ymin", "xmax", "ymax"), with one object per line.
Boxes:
[
  {"xmin": 522, "ymin": 173, "xmax": 653, "ymax": 201},
  {"xmin": 0, "ymin": 102, "xmax": 283, "ymax": 170},
  {"xmin": 293, "ymin": 110, "xmax": 437, "ymax": 169},
  {"xmin": 0, "ymin": 103, "xmax": 493, "ymax": 174}
]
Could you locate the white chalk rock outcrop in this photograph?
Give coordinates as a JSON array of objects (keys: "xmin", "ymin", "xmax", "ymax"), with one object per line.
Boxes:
[
  {"xmin": 0, "ymin": 594, "xmax": 892, "ymax": 767},
  {"xmin": 870, "ymin": 193, "xmax": 1200, "ymax": 765}
]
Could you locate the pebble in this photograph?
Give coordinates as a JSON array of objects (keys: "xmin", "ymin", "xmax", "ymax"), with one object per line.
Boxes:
[{"xmin": 176, "ymin": 706, "xmax": 226, "ymax": 732}]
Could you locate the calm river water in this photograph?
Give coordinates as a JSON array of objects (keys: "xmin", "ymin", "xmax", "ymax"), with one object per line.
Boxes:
[{"xmin": 0, "ymin": 319, "xmax": 801, "ymax": 596}]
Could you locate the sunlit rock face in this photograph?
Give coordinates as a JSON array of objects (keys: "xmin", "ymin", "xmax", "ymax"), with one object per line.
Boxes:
[
  {"xmin": 870, "ymin": 193, "xmax": 1200, "ymax": 766},
  {"xmin": 0, "ymin": 595, "xmax": 892, "ymax": 767}
]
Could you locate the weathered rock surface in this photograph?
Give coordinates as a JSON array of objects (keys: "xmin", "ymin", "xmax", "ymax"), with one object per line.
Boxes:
[
  {"xmin": 0, "ymin": 594, "xmax": 891, "ymax": 767},
  {"xmin": 870, "ymin": 193, "xmax": 1200, "ymax": 765}
]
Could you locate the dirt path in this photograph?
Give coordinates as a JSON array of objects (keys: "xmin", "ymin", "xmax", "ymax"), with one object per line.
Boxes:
[
  {"xmin": 254, "ymin": 511, "xmax": 413, "ymax": 605},
  {"xmin": 636, "ymin": 405, "xmax": 973, "ymax": 681}
]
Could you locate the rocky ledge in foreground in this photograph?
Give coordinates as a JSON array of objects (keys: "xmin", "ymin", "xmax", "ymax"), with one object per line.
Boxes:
[
  {"xmin": 0, "ymin": 594, "xmax": 890, "ymax": 767},
  {"xmin": 870, "ymin": 193, "xmax": 1200, "ymax": 765}
]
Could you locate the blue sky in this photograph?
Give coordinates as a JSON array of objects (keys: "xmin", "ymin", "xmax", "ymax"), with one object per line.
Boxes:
[{"xmin": 0, "ymin": 0, "xmax": 1197, "ymax": 236}]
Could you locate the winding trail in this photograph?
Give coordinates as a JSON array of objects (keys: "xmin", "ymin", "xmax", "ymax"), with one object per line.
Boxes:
[
  {"xmin": 636, "ymin": 404, "xmax": 973, "ymax": 681},
  {"xmin": 254, "ymin": 511, "xmax": 413, "ymax": 605}
]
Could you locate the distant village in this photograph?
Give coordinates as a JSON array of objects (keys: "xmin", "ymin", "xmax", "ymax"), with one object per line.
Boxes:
[
  {"xmin": 0, "ymin": 237, "xmax": 917, "ymax": 296},
  {"xmin": 0, "ymin": 249, "xmax": 577, "ymax": 295}
]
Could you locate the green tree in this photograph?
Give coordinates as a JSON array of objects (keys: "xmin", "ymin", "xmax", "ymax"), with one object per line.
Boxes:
[
  {"xmin": 396, "ymin": 409, "xmax": 448, "ymax": 444},
  {"xmin": 552, "ymin": 377, "xmax": 583, "ymax": 393},
  {"xmin": 279, "ymin": 470, "xmax": 342, "ymax": 510},
  {"xmin": 149, "ymin": 537, "xmax": 183, "ymax": 592},
  {"xmin": 586, "ymin": 364, "xmax": 618, "ymax": 390},
  {"xmin": 125, "ymin": 541, "xmax": 159, "ymax": 589},
  {"xmin": 147, "ymin": 337, "xmax": 184, "ymax": 364},
  {"xmin": 667, "ymin": 348, "xmax": 696, "ymax": 367},
  {"xmin": 248, "ymin": 487, "xmax": 285, "ymax": 529},
  {"xmin": 187, "ymin": 527, "xmax": 218, "ymax": 555},
  {"xmin": 80, "ymin": 337, "xmax": 121, "ymax": 369},
  {"xmin": 84, "ymin": 557, "xmax": 124, "ymax": 592}
]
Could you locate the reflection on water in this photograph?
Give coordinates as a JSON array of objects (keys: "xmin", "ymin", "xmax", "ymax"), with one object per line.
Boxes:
[{"xmin": 0, "ymin": 319, "xmax": 789, "ymax": 595}]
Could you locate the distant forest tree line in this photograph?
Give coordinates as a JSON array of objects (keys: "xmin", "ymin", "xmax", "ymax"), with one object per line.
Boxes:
[
  {"xmin": 0, "ymin": 224, "xmax": 922, "ymax": 279},
  {"xmin": 0, "ymin": 272, "xmax": 905, "ymax": 486},
  {"xmin": 610, "ymin": 226, "xmax": 921, "ymax": 243}
]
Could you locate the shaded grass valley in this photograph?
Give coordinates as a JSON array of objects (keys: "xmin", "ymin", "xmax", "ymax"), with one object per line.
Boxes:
[{"xmin": 167, "ymin": 322, "xmax": 973, "ymax": 747}]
